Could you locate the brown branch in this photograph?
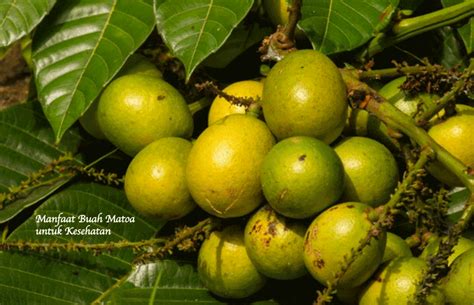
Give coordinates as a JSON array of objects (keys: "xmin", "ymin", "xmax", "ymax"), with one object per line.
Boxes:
[{"xmin": 195, "ymin": 81, "xmax": 257, "ymax": 107}]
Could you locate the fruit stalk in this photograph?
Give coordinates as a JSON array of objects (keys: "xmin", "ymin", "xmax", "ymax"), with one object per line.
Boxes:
[
  {"xmin": 415, "ymin": 59, "xmax": 474, "ymax": 126},
  {"xmin": 357, "ymin": 63, "xmax": 442, "ymax": 79},
  {"xmin": 188, "ymin": 97, "xmax": 212, "ymax": 116},
  {"xmin": 364, "ymin": 1, "xmax": 474, "ymax": 58},
  {"xmin": 341, "ymin": 70, "xmax": 474, "ymax": 193}
]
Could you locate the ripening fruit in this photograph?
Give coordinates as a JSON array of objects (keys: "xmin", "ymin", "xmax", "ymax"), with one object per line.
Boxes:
[
  {"xmin": 186, "ymin": 114, "xmax": 275, "ymax": 218},
  {"xmin": 334, "ymin": 137, "xmax": 399, "ymax": 206},
  {"xmin": 97, "ymin": 74, "xmax": 193, "ymax": 156},
  {"xmin": 382, "ymin": 232, "xmax": 412, "ymax": 263},
  {"xmin": 441, "ymin": 248, "xmax": 474, "ymax": 304},
  {"xmin": 197, "ymin": 225, "xmax": 267, "ymax": 298},
  {"xmin": 79, "ymin": 54, "xmax": 162, "ymax": 140},
  {"xmin": 260, "ymin": 136, "xmax": 344, "ymax": 219},
  {"xmin": 208, "ymin": 80, "xmax": 263, "ymax": 125},
  {"xmin": 359, "ymin": 257, "xmax": 445, "ymax": 305},
  {"xmin": 303, "ymin": 202, "xmax": 386, "ymax": 288},
  {"xmin": 244, "ymin": 205, "xmax": 307, "ymax": 280},
  {"xmin": 262, "ymin": 49, "xmax": 347, "ymax": 143},
  {"xmin": 124, "ymin": 137, "xmax": 195, "ymax": 220},
  {"xmin": 428, "ymin": 113, "xmax": 474, "ymax": 186}
]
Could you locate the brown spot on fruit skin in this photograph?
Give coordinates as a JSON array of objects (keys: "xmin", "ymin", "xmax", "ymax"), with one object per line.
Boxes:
[
  {"xmin": 299, "ymin": 154, "xmax": 306, "ymax": 161},
  {"xmin": 157, "ymin": 95, "xmax": 165, "ymax": 100},
  {"xmin": 347, "ymin": 204, "xmax": 355, "ymax": 209},
  {"xmin": 314, "ymin": 258, "xmax": 325, "ymax": 269},
  {"xmin": 267, "ymin": 221, "xmax": 277, "ymax": 237},
  {"xmin": 376, "ymin": 276, "xmax": 383, "ymax": 283}
]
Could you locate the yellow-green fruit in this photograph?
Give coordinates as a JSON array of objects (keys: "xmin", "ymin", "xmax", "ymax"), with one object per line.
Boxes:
[
  {"xmin": 79, "ymin": 100, "xmax": 106, "ymax": 139},
  {"xmin": 244, "ymin": 205, "xmax": 307, "ymax": 280},
  {"xmin": 208, "ymin": 80, "xmax": 263, "ymax": 125},
  {"xmin": 116, "ymin": 54, "xmax": 163, "ymax": 79},
  {"xmin": 334, "ymin": 137, "xmax": 399, "ymax": 206},
  {"xmin": 441, "ymin": 248, "xmax": 474, "ymax": 304},
  {"xmin": 382, "ymin": 232, "xmax": 412, "ymax": 263},
  {"xmin": 379, "ymin": 77, "xmax": 438, "ymax": 118},
  {"xmin": 359, "ymin": 257, "xmax": 445, "ymax": 305},
  {"xmin": 186, "ymin": 114, "xmax": 275, "ymax": 218},
  {"xmin": 79, "ymin": 55, "xmax": 162, "ymax": 139},
  {"xmin": 197, "ymin": 226, "xmax": 267, "ymax": 298},
  {"xmin": 420, "ymin": 236, "xmax": 474, "ymax": 266},
  {"xmin": 260, "ymin": 136, "xmax": 344, "ymax": 219},
  {"xmin": 262, "ymin": 50, "xmax": 347, "ymax": 143},
  {"xmin": 428, "ymin": 114, "xmax": 474, "ymax": 186},
  {"xmin": 97, "ymin": 74, "xmax": 193, "ymax": 156},
  {"xmin": 263, "ymin": 0, "xmax": 305, "ymax": 38},
  {"xmin": 124, "ymin": 137, "xmax": 195, "ymax": 219},
  {"xmin": 303, "ymin": 202, "xmax": 386, "ymax": 288}
]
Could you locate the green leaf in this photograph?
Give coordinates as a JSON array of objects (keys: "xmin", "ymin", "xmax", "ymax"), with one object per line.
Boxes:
[
  {"xmin": 204, "ymin": 23, "xmax": 272, "ymax": 69},
  {"xmin": 155, "ymin": 0, "xmax": 254, "ymax": 81},
  {"xmin": 447, "ymin": 187, "xmax": 470, "ymax": 223},
  {"xmin": 0, "ymin": 0, "xmax": 56, "ymax": 47},
  {"xmin": 441, "ymin": 0, "xmax": 473, "ymax": 54},
  {"xmin": 299, "ymin": 0, "xmax": 398, "ymax": 54},
  {"xmin": 0, "ymin": 101, "xmax": 82, "ymax": 223},
  {"xmin": 105, "ymin": 260, "xmax": 281, "ymax": 305},
  {"xmin": 458, "ymin": 18, "xmax": 473, "ymax": 54},
  {"xmin": 437, "ymin": 26, "xmax": 468, "ymax": 68},
  {"xmin": 32, "ymin": 0, "xmax": 156, "ymax": 142},
  {"xmin": 0, "ymin": 183, "xmax": 165, "ymax": 305}
]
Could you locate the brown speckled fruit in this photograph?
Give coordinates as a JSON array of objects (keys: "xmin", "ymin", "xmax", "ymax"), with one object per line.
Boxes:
[
  {"xmin": 244, "ymin": 205, "xmax": 307, "ymax": 280},
  {"xmin": 303, "ymin": 202, "xmax": 386, "ymax": 288}
]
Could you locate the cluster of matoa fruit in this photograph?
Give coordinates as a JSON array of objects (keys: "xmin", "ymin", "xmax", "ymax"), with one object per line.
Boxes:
[{"xmin": 79, "ymin": 50, "xmax": 474, "ymax": 304}]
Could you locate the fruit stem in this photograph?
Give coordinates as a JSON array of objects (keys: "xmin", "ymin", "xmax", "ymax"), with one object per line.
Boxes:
[
  {"xmin": 415, "ymin": 59, "xmax": 474, "ymax": 126},
  {"xmin": 284, "ymin": 0, "xmax": 302, "ymax": 42},
  {"xmin": 188, "ymin": 97, "xmax": 212, "ymax": 116},
  {"xmin": 364, "ymin": 1, "xmax": 474, "ymax": 58},
  {"xmin": 341, "ymin": 70, "xmax": 474, "ymax": 194},
  {"xmin": 356, "ymin": 63, "xmax": 440, "ymax": 79}
]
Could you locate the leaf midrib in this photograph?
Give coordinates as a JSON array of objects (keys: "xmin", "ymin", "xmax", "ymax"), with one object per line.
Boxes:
[
  {"xmin": 188, "ymin": 0, "xmax": 214, "ymax": 69},
  {"xmin": 56, "ymin": 0, "xmax": 118, "ymax": 141}
]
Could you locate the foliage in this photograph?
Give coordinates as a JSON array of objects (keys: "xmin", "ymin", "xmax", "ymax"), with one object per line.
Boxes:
[{"xmin": 0, "ymin": 0, "xmax": 473, "ymax": 304}]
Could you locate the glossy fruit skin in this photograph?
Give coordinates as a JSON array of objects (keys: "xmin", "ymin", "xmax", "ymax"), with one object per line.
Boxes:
[
  {"xmin": 428, "ymin": 114, "xmax": 474, "ymax": 186},
  {"xmin": 382, "ymin": 232, "xmax": 412, "ymax": 263},
  {"xmin": 261, "ymin": 136, "xmax": 344, "ymax": 219},
  {"xmin": 303, "ymin": 202, "xmax": 386, "ymax": 288},
  {"xmin": 244, "ymin": 205, "xmax": 307, "ymax": 280},
  {"xmin": 262, "ymin": 50, "xmax": 347, "ymax": 143},
  {"xmin": 124, "ymin": 137, "xmax": 195, "ymax": 219},
  {"xmin": 360, "ymin": 257, "xmax": 445, "ymax": 305},
  {"xmin": 208, "ymin": 80, "xmax": 263, "ymax": 125},
  {"xmin": 97, "ymin": 74, "xmax": 193, "ymax": 156},
  {"xmin": 79, "ymin": 54, "xmax": 162, "ymax": 140},
  {"xmin": 186, "ymin": 114, "xmax": 275, "ymax": 218},
  {"xmin": 197, "ymin": 225, "xmax": 267, "ymax": 298},
  {"xmin": 442, "ymin": 248, "xmax": 474, "ymax": 304},
  {"xmin": 334, "ymin": 137, "xmax": 399, "ymax": 206},
  {"xmin": 420, "ymin": 236, "xmax": 474, "ymax": 266}
]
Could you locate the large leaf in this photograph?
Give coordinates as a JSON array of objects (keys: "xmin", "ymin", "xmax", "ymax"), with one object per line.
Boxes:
[
  {"xmin": 442, "ymin": 0, "xmax": 473, "ymax": 54},
  {"xmin": 32, "ymin": 0, "xmax": 156, "ymax": 142},
  {"xmin": 0, "ymin": 183, "xmax": 165, "ymax": 305},
  {"xmin": 105, "ymin": 260, "xmax": 281, "ymax": 305},
  {"xmin": 204, "ymin": 22, "xmax": 272, "ymax": 69},
  {"xmin": 155, "ymin": 0, "xmax": 254, "ymax": 81},
  {"xmin": 299, "ymin": 0, "xmax": 398, "ymax": 54},
  {"xmin": 0, "ymin": 0, "xmax": 56, "ymax": 47},
  {"xmin": 0, "ymin": 101, "xmax": 82, "ymax": 223},
  {"xmin": 436, "ymin": 27, "xmax": 468, "ymax": 68}
]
